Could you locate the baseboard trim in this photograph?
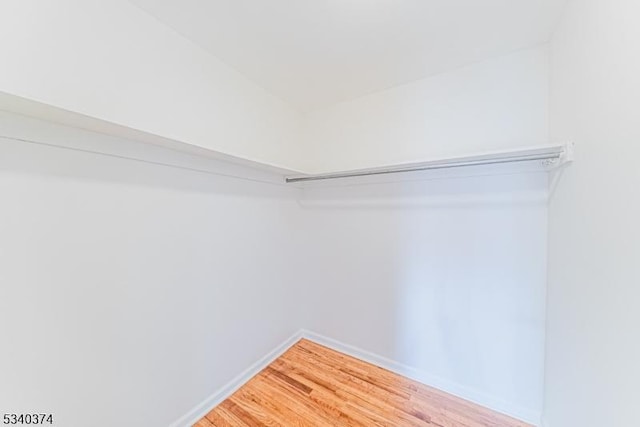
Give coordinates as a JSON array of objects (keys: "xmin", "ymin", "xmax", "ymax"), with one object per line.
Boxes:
[
  {"xmin": 169, "ymin": 330, "xmax": 303, "ymax": 427},
  {"xmin": 171, "ymin": 329, "xmax": 541, "ymax": 427},
  {"xmin": 300, "ymin": 329, "xmax": 542, "ymax": 427}
]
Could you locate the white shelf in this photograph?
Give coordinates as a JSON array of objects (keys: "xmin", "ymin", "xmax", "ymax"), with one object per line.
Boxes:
[
  {"xmin": 0, "ymin": 93, "xmax": 573, "ymax": 188},
  {"xmin": 285, "ymin": 143, "xmax": 573, "ymax": 185}
]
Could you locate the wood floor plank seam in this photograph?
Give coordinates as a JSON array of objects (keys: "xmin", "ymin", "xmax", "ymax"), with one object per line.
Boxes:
[
  {"xmin": 273, "ymin": 354, "xmax": 432, "ymax": 426},
  {"xmin": 196, "ymin": 339, "xmax": 533, "ymax": 427}
]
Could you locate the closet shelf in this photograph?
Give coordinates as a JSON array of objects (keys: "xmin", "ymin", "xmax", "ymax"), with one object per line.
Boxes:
[
  {"xmin": 0, "ymin": 93, "xmax": 573, "ymax": 187},
  {"xmin": 285, "ymin": 143, "xmax": 574, "ymax": 184}
]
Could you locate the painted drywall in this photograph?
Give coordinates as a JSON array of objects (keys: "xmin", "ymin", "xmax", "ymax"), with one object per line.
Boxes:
[
  {"xmin": 128, "ymin": 0, "xmax": 567, "ymax": 111},
  {"xmin": 0, "ymin": 108, "xmax": 551, "ymax": 426},
  {"xmin": 0, "ymin": 0, "xmax": 302, "ymax": 171},
  {"xmin": 0, "ymin": 1, "xmax": 549, "ymax": 176},
  {"xmin": 0, "ymin": 8, "xmax": 554, "ymax": 422},
  {"xmin": 301, "ymin": 46, "xmax": 549, "ymax": 173},
  {"xmin": 298, "ymin": 171, "xmax": 549, "ymax": 424},
  {"xmin": 0, "ymin": 111, "xmax": 304, "ymax": 427},
  {"xmin": 544, "ymin": 0, "xmax": 640, "ymax": 426}
]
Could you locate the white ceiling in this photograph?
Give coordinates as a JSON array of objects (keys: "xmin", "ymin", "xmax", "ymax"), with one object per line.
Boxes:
[{"xmin": 129, "ymin": 0, "xmax": 567, "ymax": 112}]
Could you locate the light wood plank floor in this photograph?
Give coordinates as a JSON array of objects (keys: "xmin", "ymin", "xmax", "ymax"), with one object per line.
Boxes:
[{"xmin": 195, "ymin": 339, "xmax": 531, "ymax": 427}]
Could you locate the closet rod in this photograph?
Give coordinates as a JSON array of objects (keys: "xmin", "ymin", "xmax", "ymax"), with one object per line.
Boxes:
[{"xmin": 285, "ymin": 145, "xmax": 569, "ymax": 183}]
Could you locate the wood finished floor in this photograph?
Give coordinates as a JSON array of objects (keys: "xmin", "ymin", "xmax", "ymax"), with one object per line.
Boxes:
[{"xmin": 195, "ymin": 339, "xmax": 531, "ymax": 427}]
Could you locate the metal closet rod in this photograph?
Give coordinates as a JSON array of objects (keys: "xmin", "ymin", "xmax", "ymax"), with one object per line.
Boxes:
[{"xmin": 285, "ymin": 146, "xmax": 568, "ymax": 183}]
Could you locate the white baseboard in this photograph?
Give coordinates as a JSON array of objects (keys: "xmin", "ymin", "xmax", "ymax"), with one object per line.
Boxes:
[
  {"xmin": 300, "ymin": 329, "xmax": 542, "ymax": 427},
  {"xmin": 171, "ymin": 328, "xmax": 541, "ymax": 427},
  {"xmin": 169, "ymin": 330, "xmax": 303, "ymax": 427}
]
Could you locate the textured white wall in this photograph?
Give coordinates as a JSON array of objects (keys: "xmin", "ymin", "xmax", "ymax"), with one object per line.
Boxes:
[
  {"xmin": 0, "ymin": 0, "xmax": 302, "ymax": 170},
  {"xmin": 0, "ymin": 112, "xmax": 304, "ymax": 427},
  {"xmin": 545, "ymin": 0, "xmax": 640, "ymax": 426},
  {"xmin": 301, "ymin": 46, "xmax": 549, "ymax": 173}
]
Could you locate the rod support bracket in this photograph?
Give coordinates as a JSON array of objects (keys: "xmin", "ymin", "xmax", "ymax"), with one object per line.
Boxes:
[{"xmin": 561, "ymin": 141, "xmax": 575, "ymax": 164}]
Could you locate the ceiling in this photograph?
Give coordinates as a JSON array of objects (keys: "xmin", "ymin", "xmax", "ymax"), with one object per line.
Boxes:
[{"xmin": 129, "ymin": 0, "xmax": 567, "ymax": 112}]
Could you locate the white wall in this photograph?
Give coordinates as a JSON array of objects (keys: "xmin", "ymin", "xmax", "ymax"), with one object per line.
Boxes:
[
  {"xmin": 299, "ymin": 170, "xmax": 549, "ymax": 423},
  {"xmin": 0, "ymin": 111, "xmax": 304, "ymax": 427},
  {"xmin": 545, "ymin": 0, "xmax": 640, "ymax": 426},
  {"xmin": 0, "ymin": 0, "xmax": 302, "ymax": 171},
  {"xmin": 0, "ymin": 111, "xmax": 552, "ymax": 426},
  {"xmin": 296, "ymin": 47, "xmax": 552, "ymax": 423},
  {"xmin": 301, "ymin": 46, "xmax": 549, "ymax": 173},
  {"xmin": 0, "ymin": 0, "xmax": 549, "ymax": 176},
  {"xmin": 0, "ymin": 6, "xmax": 555, "ymax": 425}
]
